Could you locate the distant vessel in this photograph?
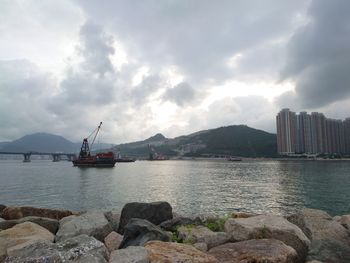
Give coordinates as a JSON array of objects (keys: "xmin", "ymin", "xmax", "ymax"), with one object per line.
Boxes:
[
  {"xmin": 227, "ymin": 156, "xmax": 242, "ymax": 162},
  {"xmin": 72, "ymin": 122, "xmax": 117, "ymax": 167},
  {"xmin": 115, "ymin": 152, "xmax": 135, "ymax": 163}
]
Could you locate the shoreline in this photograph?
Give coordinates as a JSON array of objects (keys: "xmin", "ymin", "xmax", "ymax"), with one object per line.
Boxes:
[{"xmin": 1, "ymin": 202, "xmax": 350, "ymax": 262}]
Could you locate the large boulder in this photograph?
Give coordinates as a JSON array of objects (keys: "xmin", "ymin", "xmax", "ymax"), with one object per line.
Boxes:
[
  {"xmin": 288, "ymin": 208, "xmax": 350, "ymax": 262},
  {"xmin": 208, "ymin": 239, "xmax": 298, "ymax": 263},
  {"xmin": 145, "ymin": 240, "xmax": 219, "ymax": 263},
  {"xmin": 0, "ymin": 222, "xmax": 54, "ymax": 258},
  {"xmin": 0, "ymin": 216, "xmax": 59, "ymax": 234},
  {"xmin": 224, "ymin": 214, "xmax": 310, "ymax": 263},
  {"xmin": 104, "ymin": 231, "xmax": 123, "ymax": 253},
  {"xmin": 55, "ymin": 211, "xmax": 112, "ymax": 242},
  {"xmin": 1, "ymin": 206, "xmax": 73, "ymax": 220},
  {"xmin": 110, "ymin": 246, "xmax": 149, "ymax": 263},
  {"xmin": 119, "ymin": 218, "xmax": 171, "ymax": 249},
  {"xmin": 177, "ymin": 225, "xmax": 230, "ymax": 249},
  {"xmin": 4, "ymin": 234, "xmax": 108, "ymax": 263},
  {"xmin": 287, "ymin": 208, "xmax": 350, "ymax": 243},
  {"xmin": 118, "ymin": 202, "xmax": 173, "ymax": 234}
]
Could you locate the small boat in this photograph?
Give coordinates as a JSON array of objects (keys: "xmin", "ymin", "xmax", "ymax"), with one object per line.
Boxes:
[
  {"xmin": 116, "ymin": 157, "xmax": 135, "ymax": 163},
  {"xmin": 227, "ymin": 156, "xmax": 242, "ymax": 162},
  {"xmin": 72, "ymin": 122, "xmax": 117, "ymax": 167}
]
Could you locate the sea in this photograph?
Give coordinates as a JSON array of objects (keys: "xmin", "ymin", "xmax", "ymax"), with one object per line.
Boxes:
[{"xmin": 1, "ymin": 159, "xmax": 350, "ymax": 216}]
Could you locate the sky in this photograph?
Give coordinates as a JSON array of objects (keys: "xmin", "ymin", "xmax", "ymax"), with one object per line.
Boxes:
[{"xmin": 0, "ymin": 0, "xmax": 349, "ymax": 143}]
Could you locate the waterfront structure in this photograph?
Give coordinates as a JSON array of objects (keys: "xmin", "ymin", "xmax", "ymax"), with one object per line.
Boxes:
[{"xmin": 276, "ymin": 109, "xmax": 350, "ymax": 155}]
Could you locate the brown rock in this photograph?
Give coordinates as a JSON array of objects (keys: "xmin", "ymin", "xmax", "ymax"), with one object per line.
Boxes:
[
  {"xmin": 1, "ymin": 206, "xmax": 73, "ymax": 220},
  {"xmin": 224, "ymin": 214, "xmax": 310, "ymax": 262},
  {"xmin": 0, "ymin": 222, "xmax": 54, "ymax": 256},
  {"xmin": 0, "ymin": 216, "xmax": 59, "ymax": 234},
  {"xmin": 145, "ymin": 240, "xmax": 219, "ymax": 263},
  {"xmin": 0, "ymin": 205, "xmax": 6, "ymax": 214},
  {"xmin": 208, "ymin": 239, "xmax": 298, "ymax": 263},
  {"xmin": 104, "ymin": 231, "xmax": 123, "ymax": 253}
]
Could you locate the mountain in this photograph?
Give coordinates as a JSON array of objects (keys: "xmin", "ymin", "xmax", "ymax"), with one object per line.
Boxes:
[
  {"xmin": 115, "ymin": 125, "xmax": 277, "ymax": 157},
  {"xmin": 1, "ymin": 133, "xmax": 79, "ymax": 153}
]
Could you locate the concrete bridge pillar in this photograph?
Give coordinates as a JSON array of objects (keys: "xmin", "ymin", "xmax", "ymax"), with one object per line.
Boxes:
[
  {"xmin": 52, "ymin": 154, "xmax": 60, "ymax": 162},
  {"xmin": 23, "ymin": 153, "xmax": 31, "ymax": 162}
]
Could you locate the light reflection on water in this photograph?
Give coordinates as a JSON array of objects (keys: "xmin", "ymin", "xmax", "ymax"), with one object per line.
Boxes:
[{"xmin": 0, "ymin": 160, "xmax": 350, "ymax": 216}]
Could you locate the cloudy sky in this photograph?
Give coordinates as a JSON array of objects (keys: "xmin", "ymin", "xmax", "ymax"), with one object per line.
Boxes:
[{"xmin": 1, "ymin": 0, "xmax": 349, "ymax": 143}]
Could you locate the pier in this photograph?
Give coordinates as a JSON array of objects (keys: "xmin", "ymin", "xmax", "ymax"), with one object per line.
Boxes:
[{"xmin": 0, "ymin": 151, "xmax": 76, "ymax": 162}]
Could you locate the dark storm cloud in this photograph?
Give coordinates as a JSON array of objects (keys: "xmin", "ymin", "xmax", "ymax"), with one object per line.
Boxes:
[
  {"xmin": 162, "ymin": 82, "xmax": 196, "ymax": 107},
  {"xmin": 280, "ymin": 0, "xmax": 350, "ymax": 108}
]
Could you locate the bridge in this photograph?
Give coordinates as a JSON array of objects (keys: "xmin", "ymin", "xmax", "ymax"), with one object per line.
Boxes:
[{"xmin": 0, "ymin": 151, "xmax": 76, "ymax": 162}]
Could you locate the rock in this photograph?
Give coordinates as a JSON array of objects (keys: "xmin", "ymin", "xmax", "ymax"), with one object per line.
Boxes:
[
  {"xmin": 0, "ymin": 216, "xmax": 59, "ymax": 234},
  {"xmin": 4, "ymin": 234, "xmax": 108, "ymax": 263},
  {"xmin": 104, "ymin": 210, "xmax": 121, "ymax": 232},
  {"xmin": 0, "ymin": 218, "xmax": 4, "ymax": 223},
  {"xmin": 208, "ymin": 239, "xmax": 298, "ymax": 263},
  {"xmin": 110, "ymin": 246, "xmax": 149, "ymax": 263},
  {"xmin": 119, "ymin": 218, "xmax": 170, "ymax": 249},
  {"xmin": 0, "ymin": 205, "xmax": 6, "ymax": 214},
  {"xmin": 288, "ymin": 208, "xmax": 350, "ymax": 262},
  {"xmin": 287, "ymin": 208, "xmax": 350, "ymax": 243},
  {"xmin": 159, "ymin": 216, "xmax": 202, "ymax": 232},
  {"xmin": 1, "ymin": 206, "xmax": 73, "ymax": 220},
  {"xmin": 118, "ymin": 202, "xmax": 173, "ymax": 234},
  {"xmin": 224, "ymin": 214, "xmax": 310, "ymax": 262},
  {"xmin": 193, "ymin": 242, "xmax": 208, "ymax": 252},
  {"xmin": 0, "ymin": 222, "xmax": 54, "ymax": 257},
  {"xmin": 55, "ymin": 211, "xmax": 112, "ymax": 242},
  {"xmin": 0, "ymin": 239, "xmax": 7, "ymax": 263},
  {"xmin": 306, "ymin": 238, "xmax": 350, "ymax": 263},
  {"xmin": 177, "ymin": 225, "xmax": 230, "ymax": 249},
  {"xmin": 104, "ymin": 231, "xmax": 123, "ymax": 253},
  {"xmin": 145, "ymin": 240, "xmax": 219, "ymax": 263},
  {"xmin": 334, "ymin": 214, "xmax": 350, "ymax": 230}
]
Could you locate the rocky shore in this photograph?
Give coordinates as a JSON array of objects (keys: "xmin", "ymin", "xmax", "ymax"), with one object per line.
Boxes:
[{"xmin": 1, "ymin": 202, "xmax": 350, "ymax": 263}]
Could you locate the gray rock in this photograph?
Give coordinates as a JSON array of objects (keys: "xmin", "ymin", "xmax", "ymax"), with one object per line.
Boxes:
[
  {"xmin": 159, "ymin": 216, "xmax": 202, "ymax": 232},
  {"xmin": 224, "ymin": 214, "xmax": 310, "ymax": 263},
  {"xmin": 208, "ymin": 239, "xmax": 298, "ymax": 263},
  {"xmin": 118, "ymin": 202, "xmax": 172, "ymax": 234},
  {"xmin": 307, "ymin": 238, "xmax": 350, "ymax": 263},
  {"xmin": 104, "ymin": 210, "xmax": 121, "ymax": 232},
  {"xmin": 177, "ymin": 225, "xmax": 230, "ymax": 249},
  {"xmin": 0, "ymin": 218, "xmax": 4, "ymax": 223},
  {"xmin": 119, "ymin": 218, "xmax": 171, "ymax": 249},
  {"xmin": 288, "ymin": 208, "xmax": 350, "ymax": 262},
  {"xmin": 110, "ymin": 246, "xmax": 149, "ymax": 263},
  {"xmin": 0, "ymin": 216, "xmax": 59, "ymax": 234},
  {"xmin": 104, "ymin": 231, "xmax": 123, "ymax": 253},
  {"xmin": 287, "ymin": 208, "xmax": 349, "ymax": 243},
  {"xmin": 4, "ymin": 234, "xmax": 109, "ymax": 263},
  {"xmin": 334, "ymin": 214, "xmax": 350, "ymax": 230},
  {"xmin": 193, "ymin": 242, "xmax": 208, "ymax": 252},
  {"xmin": 0, "ymin": 205, "xmax": 6, "ymax": 214},
  {"xmin": 55, "ymin": 211, "xmax": 112, "ymax": 242}
]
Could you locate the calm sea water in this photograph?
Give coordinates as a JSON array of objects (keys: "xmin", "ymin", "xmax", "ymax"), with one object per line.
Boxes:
[{"xmin": 0, "ymin": 159, "xmax": 349, "ymax": 216}]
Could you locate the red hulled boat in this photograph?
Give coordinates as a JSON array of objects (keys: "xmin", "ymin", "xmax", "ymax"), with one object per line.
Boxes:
[{"xmin": 72, "ymin": 122, "xmax": 117, "ymax": 167}]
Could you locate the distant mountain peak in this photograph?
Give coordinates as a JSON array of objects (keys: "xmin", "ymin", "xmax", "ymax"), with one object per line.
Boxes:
[{"xmin": 146, "ymin": 133, "xmax": 166, "ymax": 142}]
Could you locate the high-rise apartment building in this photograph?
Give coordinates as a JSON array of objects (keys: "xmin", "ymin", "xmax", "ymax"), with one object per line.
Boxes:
[
  {"xmin": 276, "ymin": 109, "xmax": 297, "ymax": 155},
  {"xmin": 276, "ymin": 109, "xmax": 350, "ymax": 155}
]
